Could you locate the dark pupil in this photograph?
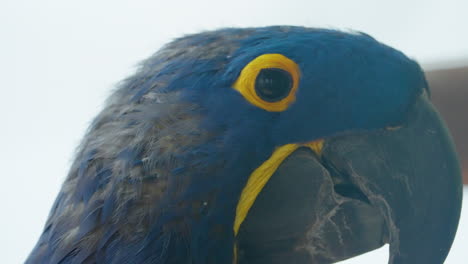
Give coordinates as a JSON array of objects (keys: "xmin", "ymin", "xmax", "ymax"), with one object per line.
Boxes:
[{"xmin": 255, "ymin": 68, "xmax": 293, "ymax": 102}]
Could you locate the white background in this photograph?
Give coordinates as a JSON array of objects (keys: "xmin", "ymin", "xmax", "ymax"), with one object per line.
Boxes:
[{"xmin": 1, "ymin": 1, "xmax": 467, "ymax": 263}]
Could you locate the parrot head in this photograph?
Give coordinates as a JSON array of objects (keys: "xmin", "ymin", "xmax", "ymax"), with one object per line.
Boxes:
[{"xmin": 27, "ymin": 26, "xmax": 462, "ymax": 264}]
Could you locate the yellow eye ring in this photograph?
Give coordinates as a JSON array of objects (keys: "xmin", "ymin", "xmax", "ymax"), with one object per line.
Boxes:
[{"xmin": 232, "ymin": 54, "xmax": 300, "ymax": 112}]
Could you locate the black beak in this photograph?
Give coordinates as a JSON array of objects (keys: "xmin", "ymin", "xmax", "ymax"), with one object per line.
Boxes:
[
  {"xmin": 237, "ymin": 94, "xmax": 462, "ymax": 264},
  {"xmin": 323, "ymin": 94, "xmax": 463, "ymax": 263}
]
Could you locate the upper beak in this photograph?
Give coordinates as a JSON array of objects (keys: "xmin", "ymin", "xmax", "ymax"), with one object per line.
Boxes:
[
  {"xmin": 236, "ymin": 94, "xmax": 462, "ymax": 264},
  {"xmin": 322, "ymin": 94, "xmax": 463, "ymax": 263}
]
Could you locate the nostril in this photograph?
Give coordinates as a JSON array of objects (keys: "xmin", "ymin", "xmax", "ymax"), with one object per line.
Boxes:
[{"xmin": 333, "ymin": 183, "xmax": 370, "ymax": 204}]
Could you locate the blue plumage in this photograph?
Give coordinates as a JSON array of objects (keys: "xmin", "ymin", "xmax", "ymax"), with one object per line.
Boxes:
[{"xmin": 27, "ymin": 26, "xmax": 426, "ymax": 263}]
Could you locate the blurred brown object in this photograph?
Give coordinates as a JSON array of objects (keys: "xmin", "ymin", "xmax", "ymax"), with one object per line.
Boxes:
[{"xmin": 426, "ymin": 65, "xmax": 468, "ymax": 184}]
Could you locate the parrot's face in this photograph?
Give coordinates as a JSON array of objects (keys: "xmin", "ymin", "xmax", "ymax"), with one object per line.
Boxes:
[
  {"xmin": 183, "ymin": 28, "xmax": 462, "ymax": 263},
  {"xmin": 26, "ymin": 27, "xmax": 462, "ymax": 264}
]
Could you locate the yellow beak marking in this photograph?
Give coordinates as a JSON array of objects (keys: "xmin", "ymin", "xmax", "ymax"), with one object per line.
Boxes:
[{"xmin": 233, "ymin": 139, "xmax": 324, "ymax": 236}]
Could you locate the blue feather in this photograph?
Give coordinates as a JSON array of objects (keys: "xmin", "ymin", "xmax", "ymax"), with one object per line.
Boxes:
[{"xmin": 26, "ymin": 26, "xmax": 426, "ymax": 264}]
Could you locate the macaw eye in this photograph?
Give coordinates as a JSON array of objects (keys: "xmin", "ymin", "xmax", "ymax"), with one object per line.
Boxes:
[
  {"xmin": 255, "ymin": 68, "xmax": 293, "ymax": 102},
  {"xmin": 232, "ymin": 54, "xmax": 300, "ymax": 112}
]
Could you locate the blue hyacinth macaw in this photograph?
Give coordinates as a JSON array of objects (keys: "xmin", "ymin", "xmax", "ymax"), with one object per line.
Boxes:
[{"xmin": 27, "ymin": 26, "xmax": 462, "ymax": 264}]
